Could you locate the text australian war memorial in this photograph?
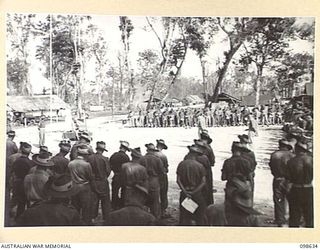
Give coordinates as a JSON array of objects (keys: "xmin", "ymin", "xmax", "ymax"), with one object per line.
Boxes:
[{"xmin": 5, "ymin": 14, "xmax": 314, "ymax": 227}]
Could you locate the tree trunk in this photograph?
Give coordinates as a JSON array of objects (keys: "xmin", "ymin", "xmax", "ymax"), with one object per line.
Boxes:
[
  {"xmin": 200, "ymin": 58, "xmax": 208, "ymax": 105},
  {"xmin": 112, "ymin": 79, "xmax": 115, "ymax": 117},
  {"xmin": 212, "ymin": 43, "xmax": 242, "ymax": 102},
  {"xmin": 160, "ymin": 47, "xmax": 187, "ymax": 104},
  {"xmin": 255, "ymin": 65, "xmax": 263, "ymax": 106},
  {"xmin": 118, "ymin": 57, "xmax": 123, "ymax": 110}
]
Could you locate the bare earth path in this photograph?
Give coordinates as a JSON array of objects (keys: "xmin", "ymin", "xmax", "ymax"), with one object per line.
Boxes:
[{"xmin": 12, "ymin": 117, "xmax": 284, "ymax": 226}]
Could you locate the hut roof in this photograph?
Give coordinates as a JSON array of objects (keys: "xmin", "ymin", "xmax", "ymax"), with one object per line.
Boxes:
[
  {"xmin": 217, "ymin": 92, "xmax": 242, "ymax": 104},
  {"xmin": 185, "ymin": 95, "xmax": 204, "ymax": 104},
  {"xmin": 143, "ymin": 97, "xmax": 162, "ymax": 103},
  {"xmin": 165, "ymin": 97, "xmax": 181, "ymax": 103},
  {"xmin": 7, "ymin": 95, "xmax": 69, "ymax": 112}
]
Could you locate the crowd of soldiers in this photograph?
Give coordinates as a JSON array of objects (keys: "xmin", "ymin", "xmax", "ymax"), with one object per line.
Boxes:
[
  {"xmin": 128, "ymin": 103, "xmax": 284, "ymax": 128},
  {"xmin": 5, "ymin": 100, "xmax": 313, "ymax": 227}
]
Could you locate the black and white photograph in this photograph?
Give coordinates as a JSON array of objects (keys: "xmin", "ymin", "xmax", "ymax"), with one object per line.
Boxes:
[{"xmin": 5, "ymin": 14, "xmax": 314, "ymax": 228}]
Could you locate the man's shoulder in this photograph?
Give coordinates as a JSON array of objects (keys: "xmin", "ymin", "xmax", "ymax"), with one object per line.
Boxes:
[
  {"xmin": 15, "ymin": 156, "xmax": 32, "ymax": 164},
  {"xmin": 52, "ymin": 154, "xmax": 68, "ymax": 161},
  {"xmin": 270, "ymin": 150, "xmax": 282, "ymax": 158},
  {"xmin": 287, "ymin": 155, "xmax": 298, "ymax": 164},
  {"xmin": 69, "ymin": 158, "xmax": 89, "ymax": 165},
  {"xmin": 179, "ymin": 158, "xmax": 202, "ymax": 167},
  {"xmin": 111, "ymin": 151, "xmax": 127, "ymax": 158},
  {"xmin": 6, "ymin": 139, "xmax": 15, "ymax": 146}
]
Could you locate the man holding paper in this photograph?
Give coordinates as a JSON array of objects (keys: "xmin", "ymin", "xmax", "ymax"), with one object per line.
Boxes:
[{"xmin": 176, "ymin": 145, "xmax": 207, "ymax": 226}]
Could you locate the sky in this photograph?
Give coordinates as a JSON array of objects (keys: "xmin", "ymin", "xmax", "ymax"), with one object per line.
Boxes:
[{"xmin": 9, "ymin": 14, "xmax": 314, "ymax": 94}]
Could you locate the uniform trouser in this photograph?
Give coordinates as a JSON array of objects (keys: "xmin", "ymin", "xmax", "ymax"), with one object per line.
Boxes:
[
  {"xmin": 111, "ymin": 174, "xmax": 123, "ymax": 210},
  {"xmin": 206, "ymin": 168, "xmax": 214, "ymax": 205},
  {"xmin": 179, "ymin": 191, "xmax": 206, "ymax": 226},
  {"xmin": 13, "ymin": 179, "xmax": 27, "ymax": 219},
  {"xmin": 198, "ymin": 127, "xmax": 203, "ymax": 139},
  {"xmin": 72, "ymin": 183, "xmax": 92, "ymax": 225},
  {"xmin": 91, "ymin": 182, "xmax": 111, "ymax": 222},
  {"xmin": 288, "ymin": 187, "xmax": 313, "ymax": 228},
  {"xmin": 249, "ymin": 173, "xmax": 255, "ymax": 200},
  {"xmin": 92, "ymin": 192, "xmax": 111, "ymax": 222},
  {"xmin": 272, "ymin": 178, "xmax": 287, "ymax": 225},
  {"xmin": 160, "ymin": 174, "xmax": 168, "ymax": 213},
  {"xmin": 39, "ymin": 128, "xmax": 45, "ymax": 146},
  {"xmin": 262, "ymin": 114, "xmax": 269, "ymax": 125},
  {"xmin": 5, "ymin": 183, "xmax": 10, "ymax": 226},
  {"xmin": 147, "ymin": 177, "xmax": 161, "ymax": 219},
  {"xmin": 148, "ymin": 188, "xmax": 161, "ymax": 219}
]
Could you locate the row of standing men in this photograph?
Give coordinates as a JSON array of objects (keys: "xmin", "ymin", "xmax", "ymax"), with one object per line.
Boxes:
[
  {"xmin": 128, "ymin": 104, "xmax": 284, "ymax": 129},
  {"xmin": 6, "ymin": 125, "xmax": 313, "ymax": 226},
  {"xmin": 6, "ymin": 128, "xmax": 222, "ymax": 226}
]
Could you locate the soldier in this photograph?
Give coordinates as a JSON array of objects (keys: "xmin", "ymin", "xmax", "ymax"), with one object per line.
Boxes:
[
  {"xmin": 197, "ymin": 111, "xmax": 206, "ymax": 138},
  {"xmin": 192, "ymin": 140, "xmax": 213, "ymax": 205},
  {"xmin": 51, "ymin": 140, "xmax": 71, "ymax": 176},
  {"xmin": 155, "ymin": 139, "xmax": 169, "ymax": 218},
  {"xmin": 38, "ymin": 116, "xmax": 46, "ymax": 147},
  {"xmin": 184, "ymin": 108, "xmax": 190, "ymax": 128},
  {"xmin": 68, "ymin": 144, "xmax": 94, "ymax": 225},
  {"xmin": 120, "ymin": 147, "xmax": 142, "ymax": 203},
  {"xmin": 247, "ymin": 113, "xmax": 259, "ymax": 142},
  {"xmin": 16, "ymin": 174, "xmax": 81, "ymax": 226},
  {"xmin": 269, "ymin": 139, "xmax": 295, "ymax": 227},
  {"xmin": 6, "ymin": 130, "xmax": 18, "ymax": 159},
  {"xmin": 107, "ymin": 163, "xmax": 156, "ymax": 226},
  {"xmin": 199, "ymin": 130, "xmax": 215, "ymax": 203},
  {"xmin": 238, "ymin": 134, "xmax": 257, "ymax": 197},
  {"xmin": 177, "ymin": 145, "xmax": 207, "ymax": 225},
  {"xmin": 70, "ymin": 132, "xmax": 93, "ymax": 161},
  {"xmin": 87, "ymin": 141, "xmax": 112, "ymax": 223},
  {"xmin": 30, "ymin": 146, "xmax": 53, "ymax": 176},
  {"xmin": 12, "ymin": 142, "xmax": 34, "ymax": 219},
  {"xmin": 221, "ymin": 142, "xmax": 258, "ymax": 226},
  {"xmin": 24, "ymin": 150, "xmax": 54, "ymax": 205},
  {"xmin": 5, "ymin": 131, "xmax": 19, "ymax": 225},
  {"xmin": 286, "ymin": 142, "xmax": 313, "ymax": 228},
  {"xmin": 200, "ymin": 130, "xmax": 215, "ymax": 166},
  {"xmin": 109, "ymin": 141, "xmax": 130, "ymax": 210},
  {"xmin": 139, "ymin": 143, "xmax": 165, "ymax": 219},
  {"xmin": 130, "ymin": 147, "xmax": 142, "ymax": 163}
]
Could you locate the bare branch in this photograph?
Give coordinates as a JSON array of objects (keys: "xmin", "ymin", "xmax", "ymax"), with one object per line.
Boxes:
[
  {"xmin": 217, "ymin": 17, "xmax": 231, "ymax": 36},
  {"xmin": 145, "ymin": 17, "xmax": 163, "ymax": 50}
]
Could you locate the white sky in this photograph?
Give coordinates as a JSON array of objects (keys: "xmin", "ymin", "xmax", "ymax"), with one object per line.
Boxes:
[{"xmin": 16, "ymin": 14, "xmax": 314, "ymax": 94}]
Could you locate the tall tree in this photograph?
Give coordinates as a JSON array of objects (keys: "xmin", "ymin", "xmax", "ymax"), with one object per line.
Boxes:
[
  {"xmin": 183, "ymin": 17, "xmax": 217, "ymax": 105},
  {"xmin": 34, "ymin": 14, "xmax": 96, "ymax": 118},
  {"xmin": 275, "ymin": 52, "xmax": 314, "ymax": 97},
  {"xmin": 6, "ymin": 13, "xmax": 35, "ymax": 96},
  {"xmin": 145, "ymin": 17, "xmax": 180, "ymax": 110},
  {"xmin": 210, "ymin": 17, "xmax": 258, "ymax": 103},
  {"xmin": 240, "ymin": 18, "xmax": 296, "ymax": 105},
  {"xmin": 119, "ymin": 16, "xmax": 134, "ymax": 108}
]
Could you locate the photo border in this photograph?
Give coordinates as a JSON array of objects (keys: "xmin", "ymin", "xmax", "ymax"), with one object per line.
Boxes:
[{"xmin": 0, "ymin": 0, "xmax": 319, "ymax": 243}]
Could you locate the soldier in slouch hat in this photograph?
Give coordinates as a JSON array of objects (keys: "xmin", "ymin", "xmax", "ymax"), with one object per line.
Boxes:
[
  {"xmin": 87, "ymin": 141, "xmax": 111, "ymax": 223},
  {"xmin": 110, "ymin": 141, "xmax": 131, "ymax": 210}
]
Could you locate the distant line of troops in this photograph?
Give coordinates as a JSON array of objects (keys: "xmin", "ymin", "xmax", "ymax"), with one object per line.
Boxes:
[
  {"xmin": 5, "ymin": 125, "xmax": 313, "ymax": 227},
  {"xmin": 128, "ymin": 103, "xmax": 284, "ymax": 128}
]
